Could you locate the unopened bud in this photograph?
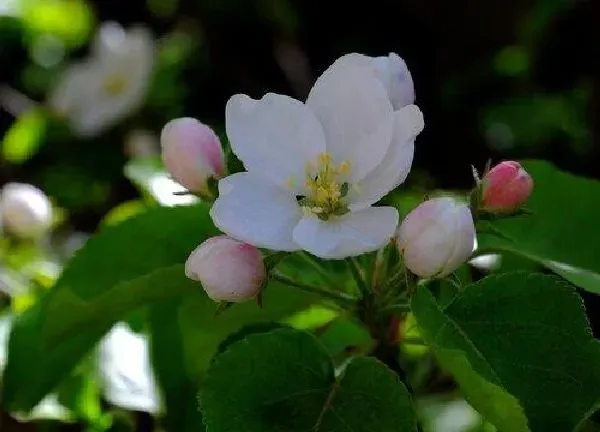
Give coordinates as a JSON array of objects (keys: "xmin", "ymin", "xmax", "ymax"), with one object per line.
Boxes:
[
  {"xmin": 160, "ymin": 118, "xmax": 225, "ymax": 194},
  {"xmin": 396, "ymin": 197, "xmax": 475, "ymax": 278},
  {"xmin": 481, "ymin": 161, "xmax": 533, "ymax": 214},
  {"xmin": 369, "ymin": 53, "xmax": 415, "ymax": 109},
  {"xmin": 0, "ymin": 183, "xmax": 53, "ymax": 239},
  {"xmin": 185, "ymin": 236, "xmax": 265, "ymax": 302}
]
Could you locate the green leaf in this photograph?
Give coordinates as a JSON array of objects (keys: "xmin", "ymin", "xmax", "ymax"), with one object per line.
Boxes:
[
  {"xmin": 2, "ymin": 266, "xmax": 196, "ymax": 413},
  {"xmin": 2, "ymin": 109, "xmax": 47, "ymax": 164},
  {"xmin": 51, "ymin": 203, "xmax": 216, "ymax": 301},
  {"xmin": 479, "ymin": 161, "xmax": 600, "ymax": 293},
  {"xmin": 2, "ymin": 204, "xmax": 218, "ymax": 411},
  {"xmin": 200, "ymin": 328, "xmax": 417, "ymax": 432},
  {"xmin": 215, "ymin": 322, "xmax": 289, "ymax": 356},
  {"xmin": 149, "ymin": 286, "xmax": 318, "ymax": 431},
  {"xmin": 101, "ymin": 200, "xmax": 148, "ymax": 227},
  {"xmin": 148, "ymin": 298, "xmax": 204, "ymax": 432},
  {"xmin": 412, "ymin": 272, "xmax": 600, "ymax": 431}
]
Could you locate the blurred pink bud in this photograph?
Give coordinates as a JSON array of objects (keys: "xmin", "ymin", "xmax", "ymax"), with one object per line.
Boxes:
[
  {"xmin": 185, "ymin": 236, "xmax": 266, "ymax": 302},
  {"xmin": 482, "ymin": 161, "xmax": 533, "ymax": 213},
  {"xmin": 0, "ymin": 183, "xmax": 53, "ymax": 239},
  {"xmin": 396, "ymin": 197, "xmax": 475, "ymax": 278},
  {"xmin": 160, "ymin": 118, "xmax": 225, "ymax": 193}
]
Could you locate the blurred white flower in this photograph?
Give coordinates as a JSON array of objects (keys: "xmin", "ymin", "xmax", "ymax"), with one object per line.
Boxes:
[
  {"xmin": 125, "ymin": 129, "xmax": 160, "ymax": 158},
  {"xmin": 98, "ymin": 323, "xmax": 160, "ymax": 414},
  {"xmin": 49, "ymin": 22, "xmax": 155, "ymax": 137},
  {"xmin": 0, "ymin": 0, "xmax": 19, "ymax": 17},
  {"xmin": 0, "ymin": 182, "xmax": 53, "ymax": 239},
  {"xmin": 211, "ymin": 53, "xmax": 424, "ymax": 259}
]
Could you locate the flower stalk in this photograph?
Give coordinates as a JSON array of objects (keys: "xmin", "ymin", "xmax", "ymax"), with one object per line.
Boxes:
[{"xmin": 270, "ymin": 271, "xmax": 356, "ymax": 307}]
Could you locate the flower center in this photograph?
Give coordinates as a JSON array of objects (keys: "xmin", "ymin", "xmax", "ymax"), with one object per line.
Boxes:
[
  {"xmin": 299, "ymin": 152, "xmax": 351, "ymax": 221},
  {"xmin": 103, "ymin": 73, "xmax": 128, "ymax": 96}
]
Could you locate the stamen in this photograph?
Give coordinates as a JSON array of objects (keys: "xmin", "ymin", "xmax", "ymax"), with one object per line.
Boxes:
[
  {"xmin": 302, "ymin": 152, "xmax": 352, "ymax": 220},
  {"xmin": 103, "ymin": 73, "xmax": 128, "ymax": 96}
]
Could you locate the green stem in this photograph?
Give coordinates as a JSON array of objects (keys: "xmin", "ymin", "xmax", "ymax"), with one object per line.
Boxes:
[
  {"xmin": 299, "ymin": 252, "xmax": 339, "ymax": 289},
  {"xmin": 400, "ymin": 337, "xmax": 426, "ymax": 346},
  {"xmin": 370, "ymin": 248, "xmax": 386, "ymax": 292},
  {"xmin": 264, "ymin": 251, "xmax": 290, "ymax": 271},
  {"xmin": 379, "ymin": 302, "xmax": 411, "ymax": 314},
  {"xmin": 347, "ymin": 257, "xmax": 369, "ymax": 298},
  {"xmin": 271, "ymin": 272, "xmax": 356, "ymax": 307}
]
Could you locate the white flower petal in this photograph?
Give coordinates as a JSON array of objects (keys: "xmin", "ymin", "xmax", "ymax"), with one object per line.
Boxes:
[
  {"xmin": 48, "ymin": 62, "xmax": 96, "ymax": 117},
  {"xmin": 99, "ymin": 323, "xmax": 160, "ymax": 414},
  {"xmin": 370, "ymin": 53, "xmax": 415, "ymax": 109},
  {"xmin": 329, "ymin": 53, "xmax": 415, "ymax": 110},
  {"xmin": 306, "ymin": 57, "xmax": 394, "ymax": 181},
  {"xmin": 292, "ymin": 206, "xmax": 398, "ymax": 259},
  {"xmin": 211, "ymin": 172, "xmax": 302, "ymax": 251},
  {"xmin": 226, "ymin": 93, "xmax": 326, "ymax": 192},
  {"xmin": 349, "ymin": 105, "xmax": 424, "ymax": 209},
  {"xmin": 92, "ymin": 21, "xmax": 127, "ymax": 57}
]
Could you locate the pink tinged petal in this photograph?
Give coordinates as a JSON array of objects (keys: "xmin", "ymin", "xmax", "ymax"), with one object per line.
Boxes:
[
  {"xmin": 482, "ymin": 161, "xmax": 533, "ymax": 213},
  {"xmin": 292, "ymin": 206, "xmax": 399, "ymax": 259},
  {"xmin": 185, "ymin": 236, "xmax": 266, "ymax": 303},
  {"xmin": 225, "ymin": 93, "xmax": 326, "ymax": 193},
  {"xmin": 306, "ymin": 57, "xmax": 394, "ymax": 182},
  {"xmin": 349, "ymin": 105, "xmax": 424, "ymax": 210},
  {"xmin": 160, "ymin": 118, "xmax": 225, "ymax": 192},
  {"xmin": 210, "ymin": 173, "xmax": 302, "ymax": 251}
]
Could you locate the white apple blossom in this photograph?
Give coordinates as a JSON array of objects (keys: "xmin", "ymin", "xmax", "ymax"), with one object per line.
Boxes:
[
  {"xmin": 0, "ymin": 182, "xmax": 53, "ymax": 239},
  {"xmin": 343, "ymin": 52, "xmax": 415, "ymax": 110},
  {"xmin": 210, "ymin": 53, "xmax": 424, "ymax": 259},
  {"xmin": 49, "ymin": 22, "xmax": 155, "ymax": 138}
]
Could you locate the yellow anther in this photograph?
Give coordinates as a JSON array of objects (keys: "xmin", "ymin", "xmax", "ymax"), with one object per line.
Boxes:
[
  {"xmin": 338, "ymin": 161, "xmax": 351, "ymax": 174},
  {"xmin": 103, "ymin": 73, "xmax": 128, "ymax": 96},
  {"xmin": 301, "ymin": 152, "xmax": 352, "ymax": 220},
  {"xmin": 317, "ymin": 153, "xmax": 332, "ymax": 165}
]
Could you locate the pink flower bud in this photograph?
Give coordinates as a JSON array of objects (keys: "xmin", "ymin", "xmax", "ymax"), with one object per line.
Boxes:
[
  {"xmin": 396, "ymin": 197, "xmax": 475, "ymax": 278},
  {"xmin": 185, "ymin": 235, "xmax": 266, "ymax": 302},
  {"xmin": 481, "ymin": 161, "xmax": 533, "ymax": 213},
  {"xmin": 160, "ymin": 118, "xmax": 225, "ymax": 193},
  {"xmin": 0, "ymin": 183, "xmax": 53, "ymax": 239}
]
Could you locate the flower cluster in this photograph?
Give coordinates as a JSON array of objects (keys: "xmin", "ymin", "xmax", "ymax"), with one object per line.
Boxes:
[{"xmin": 161, "ymin": 52, "xmax": 533, "ymax": 303}]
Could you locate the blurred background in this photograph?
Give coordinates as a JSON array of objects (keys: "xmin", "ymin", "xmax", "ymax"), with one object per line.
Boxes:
[{"xmin": 0, "ymin": 0, "xmax": 597, "ymax": 430}]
